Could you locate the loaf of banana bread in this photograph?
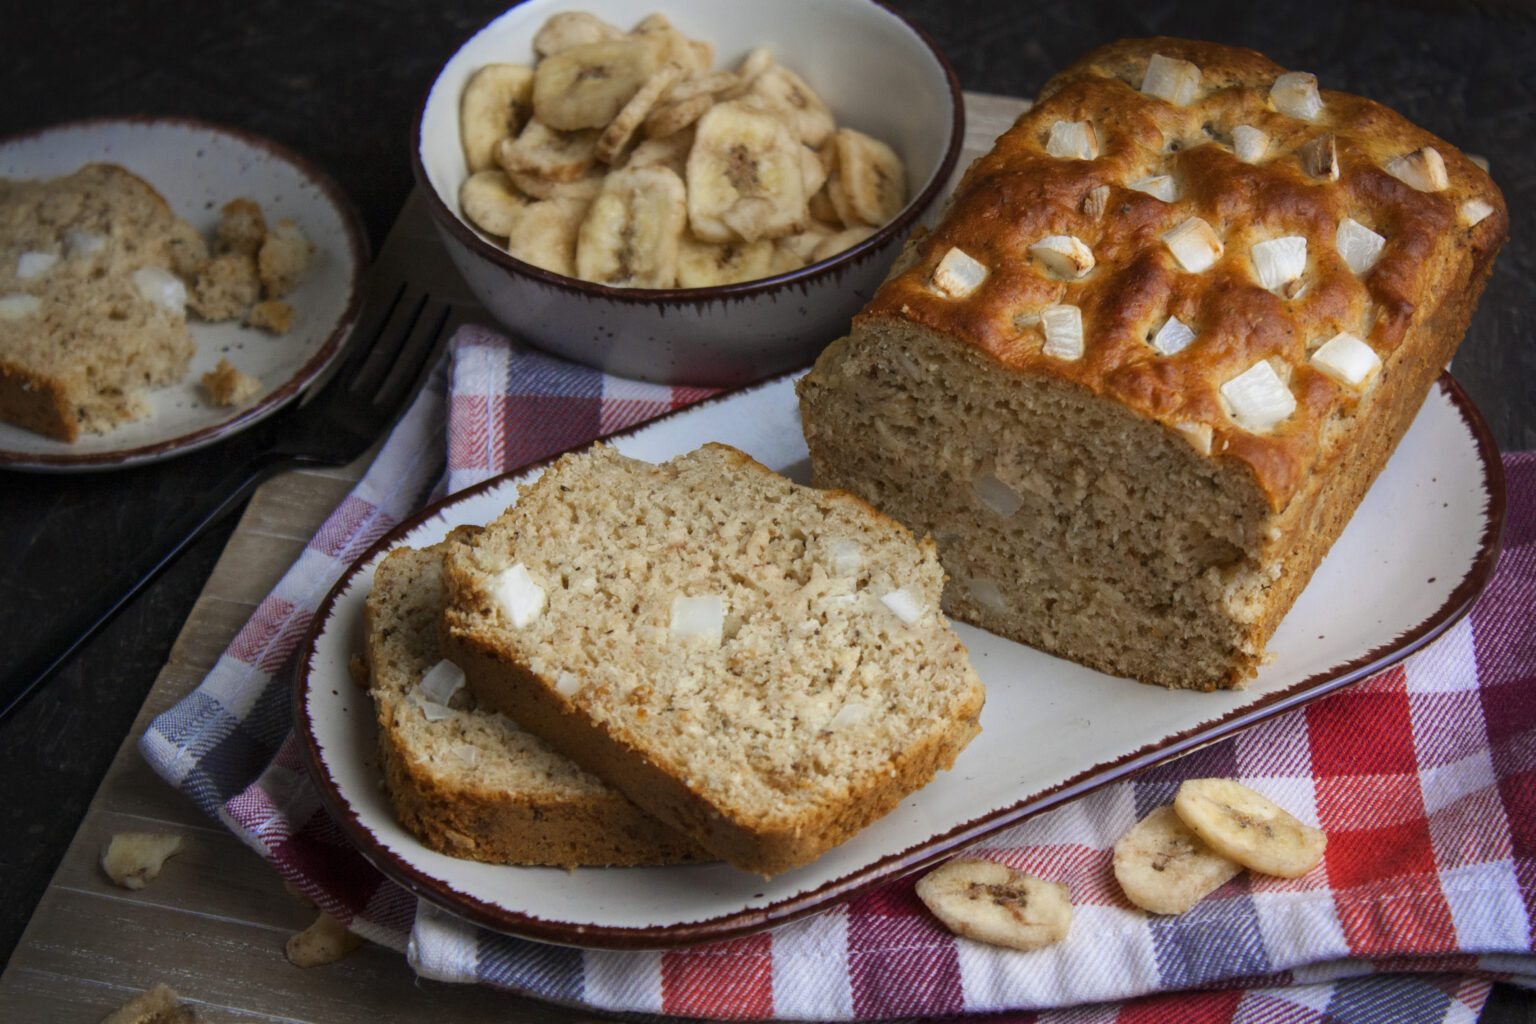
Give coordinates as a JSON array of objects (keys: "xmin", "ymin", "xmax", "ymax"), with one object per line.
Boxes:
[{"xmin": 798, "ymin": 37, "xmax": 1506, "ymax": 690}]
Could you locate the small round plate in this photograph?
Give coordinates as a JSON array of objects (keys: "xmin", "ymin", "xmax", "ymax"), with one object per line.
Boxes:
[{"xmin": 0, "ymin": 116, "xmax": 367, "ymax": 471}]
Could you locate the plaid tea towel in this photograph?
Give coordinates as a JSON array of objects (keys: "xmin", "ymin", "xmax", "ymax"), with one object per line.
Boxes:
[{"xmin": 141, "ymin": 324, "xmax": 1536, "ymax": 1023}]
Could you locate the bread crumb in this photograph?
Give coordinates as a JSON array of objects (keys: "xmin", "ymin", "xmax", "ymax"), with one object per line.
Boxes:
[
  {"xmin": 202, "ymin": 357, "xmax": 260, "ymax": 406},
  {"xmin": 100, "ymin": 832, "xmax": 184, "ymax": 890},
  {"xmin": 248, "ymin": 298, "xmax": 294, "ymax": 334},
  {"xmin": 258, "ymin": 219, "xmax": 314, "ymax": 298},
  {"xmin": 99, "ymin": 983, "xmax": 200, "ymax": 1024},
  {"xmin": 190, "ymin": 252, "xmax": 260, "ymax": 321},
  {"xmin": 164, "ymin": 219, "xmax": 209, "ymax": 279},
  {"xmin": 216, "ymin": 197, "xmax": 267, "ymax": 255},
  {"xmin": 285, "ymin": 910, "xmax": 363, "ymax": 966}
]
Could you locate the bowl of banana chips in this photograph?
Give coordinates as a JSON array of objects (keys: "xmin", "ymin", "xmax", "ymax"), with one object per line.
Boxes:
[{"xmin": 414, "ymin": 0, "xmax": 964, "ymax": 386}]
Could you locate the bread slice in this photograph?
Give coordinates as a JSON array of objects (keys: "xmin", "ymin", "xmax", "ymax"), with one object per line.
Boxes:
[
  {"xmin": 363, "ymin": 530, "xmax": 706, "ymax": 867},
  {"xmin": 441, "ymin": 442, "xmax": 985, "ymax": 876},
  {"xmin": 0, "ymin": 164, "xmax": 199, "ymax": 440},
  {"xmin": 797, "ymin": 37, "xmax": 1506, "ymax": 691}
]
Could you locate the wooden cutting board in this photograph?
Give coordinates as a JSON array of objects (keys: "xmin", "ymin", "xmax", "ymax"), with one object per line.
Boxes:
[{"xmin": 0, "ymin": 92, "xmax": 1025, "ymax": 1023}]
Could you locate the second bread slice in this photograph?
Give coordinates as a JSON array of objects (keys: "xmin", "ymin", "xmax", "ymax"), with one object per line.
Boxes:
[{"xmin": 441, "ymin": 442, "xmax": 985, "ymax": 876}]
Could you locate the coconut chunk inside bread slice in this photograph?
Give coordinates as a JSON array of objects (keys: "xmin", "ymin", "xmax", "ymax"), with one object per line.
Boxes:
[
  {"xmin": 440, "ymin": 442, "xmax": 985, "ymax": 876},
  {"xmin": 364, "ymin": 530, "xmax": 706, "ymax": 867}
]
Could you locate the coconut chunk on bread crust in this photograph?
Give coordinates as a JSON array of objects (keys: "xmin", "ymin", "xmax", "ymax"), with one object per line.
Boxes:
[{"xmin": 440, "ymin": 442, "xmax": 985, "ymax": 876}]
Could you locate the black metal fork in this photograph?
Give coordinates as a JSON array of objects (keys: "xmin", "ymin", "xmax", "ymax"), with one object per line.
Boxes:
[{"xmin": 0, "ymin": 280, "xmax": 452, "ymax": 723}]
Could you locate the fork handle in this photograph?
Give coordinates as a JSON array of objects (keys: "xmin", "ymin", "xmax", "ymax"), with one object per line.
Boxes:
[{"xmin": 0, "ymin": 450, "xmax": 295, "ymax": 725}]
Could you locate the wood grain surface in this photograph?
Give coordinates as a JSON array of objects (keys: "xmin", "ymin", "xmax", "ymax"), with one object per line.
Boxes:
[{"xmin": 0, "ymin": 93, "xmax": 1023, "ymax": 1024}]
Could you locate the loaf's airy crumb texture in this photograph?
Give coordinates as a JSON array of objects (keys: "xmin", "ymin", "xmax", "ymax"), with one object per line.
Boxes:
[
  {"xmin": 365, "ymin": 533, "xmax": 706, "ymax": 868},
  {"xmin": 0, "ymin": 164, "xmax": 197, "ymax": 440},
  {"xmin": 441, "ymin": 443, "xmax": 985, "ymax": 876},
  {"xmin": 797, "ymin": 37, "xmax": 1506, "ymax": 691}
]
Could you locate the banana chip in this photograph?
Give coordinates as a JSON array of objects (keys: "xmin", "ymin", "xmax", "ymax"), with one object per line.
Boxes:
[
  {"xmin": 632, "ymin": 13, "xmax": 712, "ymax": 75},
  {"xmin": 496, "ymin": 119, "xmax": 601, "ymax": 183},
  {"xmin": 460, "ymin": 170, "xmax": 528, "ymax": 237},
  {"xmin": 916, "ymin": 857, "xmax": 1073, "ymax": 951},
  {"xmin": 532, "ymin": 11, "xmax": 625, "ymax": 58},
  {"xmin": 1113, "ymin": 804, "xmax": 1243, "ymax": 914},
  {"xmin": 507, "ymin": 197, "xmax": 590, "ymax": 277},
  {"xmin": 460, "ymin": 63, "xmax": 535, "ymax": 173},
  {"xmin": 687, "ymin": 100, "xmax": 806, "ymax": 243},
  {"xmin": 576, "ymin": 166, "xmax": 688, "ymax": 287},
  {"xmin": 533, "ymin": 38, "xmax": 656, "ymax": 131},
  {"xmin": 811, "ymin": 224, "xmax": 877, "ymax": 262},
  {"xmin": 743, "ymin": 65, "xmax": 837, "ymax": 147},
  {"xmin": 643, "ymin": 92, "xmax": 715, "ymax": 140},
  {"xmin": 1174, "ymin": 778, "xmax": 1327, "ymax": 878},
  {"xmin": 677, "ymin": 235, "xmax": 775, "ymax": 286},
  {"xmin": 597, "ymin": 62, "xmax": 685, "ymax": 164},
  {"xmin": 833, "ymin": 128, "xmax": 908, "ymax": 227}
]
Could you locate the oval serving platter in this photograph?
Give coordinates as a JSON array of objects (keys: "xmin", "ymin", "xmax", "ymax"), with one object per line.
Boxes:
[
  {"xmin": 0, "ymin": 116, "xmax": 367, "ymax": 471},
  {"xmin": 295, "ymin": 368, "xmax": 1503, "ymax": 949}
]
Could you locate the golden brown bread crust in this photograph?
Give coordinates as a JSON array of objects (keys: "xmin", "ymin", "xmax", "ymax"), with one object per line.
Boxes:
[
  {"xmin": 868, "ymin": 36, "xmax": 1505, "ymax": 512},
  {"xmin": 800, "ymin": 37, "xmax": 1505, "ymax": 690}
]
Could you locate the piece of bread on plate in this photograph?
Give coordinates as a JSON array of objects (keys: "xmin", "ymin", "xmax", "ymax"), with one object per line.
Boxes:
[
  {"xmin": 440, "ymin": 442, "xmax": 985, "ymax": 876},
  {"xmin": 364, "ymin": 528, "xmax": 706, "ymax": 867},
  {"xmin": 797, "ymin": 36, "xmax": 1506, "ymax": 691},
  {"xmin": 0, "ymin": 163, "xmax": 199, "ymax": 440}
]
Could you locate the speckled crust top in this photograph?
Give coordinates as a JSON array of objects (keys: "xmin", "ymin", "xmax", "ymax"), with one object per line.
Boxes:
[{"xmin": 863, "ymin": 37, "xmax": 1507, "ymax": 510}]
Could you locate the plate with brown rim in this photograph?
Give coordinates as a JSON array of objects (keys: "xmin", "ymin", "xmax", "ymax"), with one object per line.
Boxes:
[
  {"xmin": 294, "ymin": 368, "xmax": 1503, "ymax": 949},
  {"xmin": 0, "ymin": 116, "xmax": 367, "ymax": 471}
]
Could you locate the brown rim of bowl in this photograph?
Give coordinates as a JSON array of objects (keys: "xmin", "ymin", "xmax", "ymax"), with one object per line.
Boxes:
[
  {"xmin": 0, "ymin": 114, "xmax": 369, "ymax": 472},
  {"xmin": 410, "ymin": 0, "xmax": 966, "ymax": 303},
  {"xmin": 290, "ymin": 369, "xmax": 1505, "ymax": 951}
]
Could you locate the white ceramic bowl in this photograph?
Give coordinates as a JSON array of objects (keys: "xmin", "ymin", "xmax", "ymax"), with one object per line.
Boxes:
[{"xmin": 414, "ymin": 0, "xmax": 964, "ymax": 386}]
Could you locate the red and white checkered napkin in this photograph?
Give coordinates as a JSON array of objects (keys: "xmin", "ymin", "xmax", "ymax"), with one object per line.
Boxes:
[{"xmin": 142, "ymin": 325, "xmax": 1536, "ymax": 1023}]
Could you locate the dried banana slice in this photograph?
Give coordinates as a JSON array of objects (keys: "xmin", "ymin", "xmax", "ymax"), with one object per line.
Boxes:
[
  {"xmin": 533, "ymin": 38, "xmax": 656, "ymax": 131},
  {"xmin": 460, "ymin": 63, "xmax": 535, "ymax": 173},
  {"xmin": 495, "ymin": 120, "xmax": 601, "ymax": 183},
  {"xmin": 576, "ymin": 166, "xmax": 688, "ymax": 288},
  {"xmin": 664, "ymin": 69, "xmax": 738, "ymax": 105},
  {"xmin": 800, "ymin": 143, "xmax": 829, "ymax": 198},
  {"xmin": 807, "ymin": 186, "xmax": 841, "ymax": 225},
  {"xmin": 505, "ymin": 167, "xmax": 605, "ymax": 202},
  {"xmin": 644, "ymin": 92, "xmax": 715, "ymax": 140},
  {"xmin": 676, "ymin": 235, "xmax": 775, "ymax": 287},
  {"xmin": 1174, "ymin": 778, "xmax": 1327, "ymax": 878},
  {"xmin": 824, "ymin": 168, "xmax": 858, "ymax": 228},
  {"xmin": 686, "ymin": 100, "xmax": 806, "ymax": 243},
  {"xmin": 624, "ymin": 127, "xmax": 695, "ymax": 176},
  {"xmin": 743, "ymin": 64, "xmax": 837, "ymax": 147},
  {"xmin": 532, "ymin": 11, "xmax": 624, "ymax": 58},
  {"xmin": 721, "ymin": 46, "xmax": 775, "ymax": 100},
  {"xmin": 597, "ymin": 63, "xmax": 685, "ymax": 164},
  {"xmin": 811, "ymin": 224, "xmax": 877, "ymax": 262},
  {"xmin": 631, "ymin": 13, "xmax": 712, "ymax": 75},
  {"xmin": 507, "ymin": 197, "xmax": 590, "ymax": 277},
  {"xmin": 1113, "ymin": 804, "xmax": 1244, "ymax": 914},
  {"xmin": 460, "ymin": 170, "xmax": 528, "ymax": 237},
  {"xmin": 775, "ymin": 222, "xmax": 835, "ymax": 266},
  {"xmin": 833, "ymin": 128, "xmax": 908, "ymax": 226},
  {"xmin": 916, "ymin": 857, "xmax": 1073, "ymax": 951}
]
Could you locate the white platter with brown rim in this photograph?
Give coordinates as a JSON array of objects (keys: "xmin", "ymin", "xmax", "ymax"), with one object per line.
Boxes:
[{"xmin": 295, "ymin": 368, "xmax": 1503, "ymax": 949}]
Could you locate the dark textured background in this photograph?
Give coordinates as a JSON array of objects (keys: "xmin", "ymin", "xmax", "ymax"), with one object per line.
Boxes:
[{"xmin": 1, "ymin": 1, "xmax": 1532, "ymax": 1017}]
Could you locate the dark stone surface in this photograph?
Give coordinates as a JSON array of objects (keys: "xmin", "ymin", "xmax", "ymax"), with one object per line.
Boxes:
[{"xmin": 1, "ymin": 2, "xmax": 1532, "ymax": 1018}]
